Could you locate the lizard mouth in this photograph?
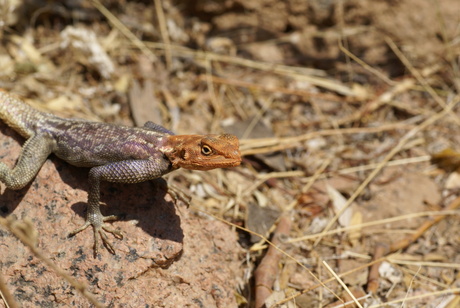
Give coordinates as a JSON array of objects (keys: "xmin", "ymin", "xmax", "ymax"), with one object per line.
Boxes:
[
  {"xmin": 218, "ymin": 149, "xmax": 242, "ymax": 167},
  {"xmin": 181, "ymin": 156, "xmax": 241, "ymax": 170}
]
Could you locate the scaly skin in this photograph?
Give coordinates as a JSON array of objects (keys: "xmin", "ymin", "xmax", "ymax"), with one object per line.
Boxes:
[{"xmin": 0, "ymin": 90, "xmax": 241, "ymax": 256}]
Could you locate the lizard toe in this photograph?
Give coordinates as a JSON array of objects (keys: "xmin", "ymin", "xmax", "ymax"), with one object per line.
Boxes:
[
  {"xmin": 168, "ymin": 184, "xmax": 192, "ymax": 208},
  {"xmin": 68, "ymin": 221, "xmax": 91, "ymax": 237},
  {"xmin": 97, "ymin": 228, "xmax": 116, "ymax": 256},
  {"xmin": 93, "ymin": 221, "xmax": 123, "ymax": 256},
  {"xmin": 69, "ymin": 216, "xmax": 123, "ymax": 257},
  {"xmin": 102, "ymin": 224, "xmax": 123, "ymax": 239},
  {"xmin": 102, "ymin": 215, "xmax": 120, "ymax": 222}
]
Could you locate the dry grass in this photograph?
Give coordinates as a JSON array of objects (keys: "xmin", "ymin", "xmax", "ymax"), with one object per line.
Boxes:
[{"xmin": 1, "ymin": 0, "xmax": 460, "ymax": 307}]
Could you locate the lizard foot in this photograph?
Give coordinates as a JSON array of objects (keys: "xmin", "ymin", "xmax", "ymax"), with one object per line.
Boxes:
[
  {"xmin": 168, "ymin": 184, "xmax": 192, "ymax": 208},
  {"xmin": 69, "ymin": 215, "xmax": 123, "ymax": 257}
]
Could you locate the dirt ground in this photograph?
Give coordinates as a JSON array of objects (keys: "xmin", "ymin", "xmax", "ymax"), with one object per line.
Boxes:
[{"xmin": 0, "ymin": 0, "xmax": 459, "ymax": 307}]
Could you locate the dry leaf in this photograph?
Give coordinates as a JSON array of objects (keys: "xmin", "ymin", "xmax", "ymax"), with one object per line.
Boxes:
[
  {"xmin": 431, "ymin": 148, "xmax": 460, "ymax": 172},
  {"xmin": 379, "ymin": 261, "xmax": 402, "ymax": 284},
  {"xmin": 60, "ymin": 26, "xmax": 114, "ymax": 79},
  {"xmin": 445, "ymin": 172, "xmax": 460, "ymax": 189},
  {"xmin": 246, "ymin": 202, "xmax": 280, "ymax": 243},
  {"xmin": 129, "ymin": 79, "xmax": 162, "ymax": 127},
  {"xmin": 326, "ymin": 184, "xmax": 352, "ymax": 227}
]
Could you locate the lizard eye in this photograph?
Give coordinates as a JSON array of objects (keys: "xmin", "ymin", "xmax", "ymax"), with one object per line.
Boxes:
[{"xmin": 201, "ymin": 145, "xmax": 213, "ymax": 155}]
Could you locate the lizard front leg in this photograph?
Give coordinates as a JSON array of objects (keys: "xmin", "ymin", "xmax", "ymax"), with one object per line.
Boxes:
[
  {"xmin": 69, "ymin": 158, "xmax": 172, "ymax": 256},
  {"xmin": 0, "ymin": 135, "xmax": 54, "ymax": 190}
]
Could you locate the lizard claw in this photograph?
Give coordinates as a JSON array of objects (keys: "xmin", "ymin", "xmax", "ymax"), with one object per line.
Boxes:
[
  {"xmin": 95, "ymin": 225, "xmax": 123, "ymax": 256},
  {"xmin": 69, "ymin": 215, "xmax": 123, "ymax": 257}
]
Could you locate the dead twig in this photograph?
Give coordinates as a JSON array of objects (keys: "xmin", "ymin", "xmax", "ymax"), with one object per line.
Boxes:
[
  {"xmin": 366, "ymin": 244, "xmax": 389, "ymax": 294},
  {"xmin": 254, "ymin": 215, "xmax": 292, "ymax": 308}
]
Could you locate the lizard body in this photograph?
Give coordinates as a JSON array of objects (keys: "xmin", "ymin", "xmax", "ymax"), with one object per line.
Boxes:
[{"xmin": 0, "ymin": 90, "xmax": 241, "ymax": 255}]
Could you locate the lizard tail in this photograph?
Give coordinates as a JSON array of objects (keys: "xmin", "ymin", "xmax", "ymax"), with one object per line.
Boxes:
[{"xmin": 0, "ymin": 90, "xmax": 52, "ymax": 138}]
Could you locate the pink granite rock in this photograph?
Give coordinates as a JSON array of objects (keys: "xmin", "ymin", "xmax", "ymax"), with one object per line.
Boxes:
[{"xmin": 0, "ymin": 123, "xmax": 241, "ymax": 307}]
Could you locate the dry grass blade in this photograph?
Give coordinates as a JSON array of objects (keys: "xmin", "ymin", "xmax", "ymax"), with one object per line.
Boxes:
[
  {"xmin": 203, "ymin": 75, "xmax": 347, "ymax": 102},
  {"xmin": 323, "ymin": 261, "xmax": 364, "ymax": 308},
  {"xmin": 285, "ymin": 156, "xmax": 332, "ymax": 211},
  {"xmin": 288, "ymin": 210, "xmax": 460, "ymax": 243},
  {"xmin": 258, "ymin": 156, "xmax": 430, "ymax": 181},
  {"xmin": 388, "ymin": 259, "xmax": 460, "ymax": 269},
  {"xmin": 0, "ymin": 217, "xmax": 105, "ymax": 308},
  {"xmin": 239, "ymin": 123, "xmax": 413, "ymax": 156},
  {"xmin": 313, "ymin": 99, "xmax": 458, "ymax": 247},
  {"xmin": 154, "ymin": 0, "xmax": 172, "ymax": 70},
  {"xmin": 367, "ymin": 288, "xmax": 460, "ymax": 308},
  {"xmin": 0, "ymin": 272, "xmax": 18, "ymax": 308},
  {"xmin": 384, "ymin": 36, "xmax": 454, "ymax": 113},
  {"xmin": 91, "ymin": 0, "xmax": 157, "ymax": 62},
  {"xmin": 338, "ymin": 38, "xmax": 394, "ymax": 86},
  {"xmin": 335, "ymin": 78, "xmax": 415, "ymax": 126},
  {"xmin": 143, "ymin": 41, "xmax": 326, "ymax": 76}
]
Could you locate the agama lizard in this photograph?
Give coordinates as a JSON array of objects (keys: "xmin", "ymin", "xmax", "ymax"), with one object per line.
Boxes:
[{"xmin": 0, "ymin": 90, "xmax": 241, "ymax": 255}]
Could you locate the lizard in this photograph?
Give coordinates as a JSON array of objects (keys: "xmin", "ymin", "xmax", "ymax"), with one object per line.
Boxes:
[{"xmin": 0, "ymin": 90, "xmax": 241, "ymax": 256}]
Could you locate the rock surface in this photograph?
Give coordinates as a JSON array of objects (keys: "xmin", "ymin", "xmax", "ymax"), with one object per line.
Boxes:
[{"xmin": 0, "ymin": 123, "xmax": 241, "ymax": 307}]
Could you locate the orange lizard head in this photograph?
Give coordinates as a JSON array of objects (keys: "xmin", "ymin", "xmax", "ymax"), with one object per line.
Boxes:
[{"xmin": 163, "ymin": 134, "xmax": 241, "ymax": 170}]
